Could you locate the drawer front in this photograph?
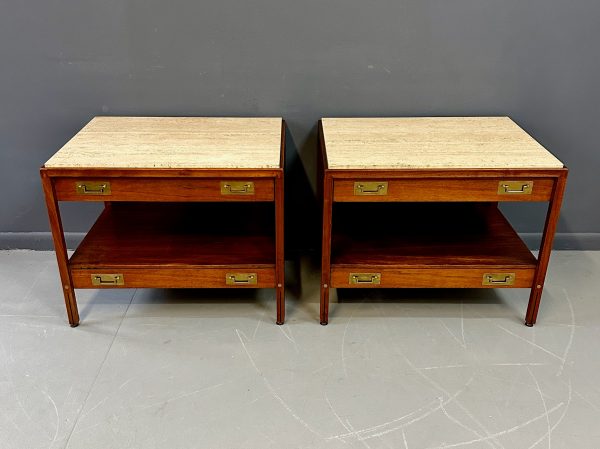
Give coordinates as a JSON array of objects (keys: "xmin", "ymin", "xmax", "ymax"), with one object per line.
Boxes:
[
  {"xmin": 71, "ymin": 267, "xmax": 276, "ymax": 288},
  {"xmin": 54, "ymin": 178, "xmax": 274, "ymax": 201},
  {"xmin": 330, "ymin": 267, "xmax": 535, "ymax": 288},
  {"xmin": 333, "ymin": 178, "xmax": 554, "ymax": 202}
]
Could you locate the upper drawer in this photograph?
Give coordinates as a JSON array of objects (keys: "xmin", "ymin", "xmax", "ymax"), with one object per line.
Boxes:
[
  {"xmin": 53, "ymin": 178, "xmax": 274, "ymax": 201},
  {"xmin": 333, "ymin": 178, "xmax": 555, "ymax": 202}
]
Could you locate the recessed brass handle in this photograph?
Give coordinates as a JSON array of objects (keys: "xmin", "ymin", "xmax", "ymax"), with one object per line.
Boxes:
[
  {"xmin": 224, "ymin": 184, "xmax": 252, "ymax": 193},
  {"xmin": 76, "ymin": 181, "xmax": 111, "ymax": 195},
  {"xmin": 498, "ymin": 181, "xmax": 533, "ymax": 195},
  {"xmin": 482, "ymin": 273, "xmax": 515, "ymax": 286},
  {"xmin": 226, "ymin": 273, "xmax": 258, "ymax": 285},
  {"xmin": 349, "ymin": 273, "xmax": 381, "ymax": 284},
  {"xmin": 91, "ymin": 274, "xmax": 124, "ymax": 286},
  {"xmin": 220, "ymin": 181, "xmax": 255, "ymax": 195},
  {"xmin": 354, "ymin": 181, "xmax": 388, "ymax": 195}
]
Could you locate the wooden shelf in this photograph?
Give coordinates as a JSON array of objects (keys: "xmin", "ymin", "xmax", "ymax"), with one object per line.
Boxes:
[
  {"xmin": 331, "ymin": 203, "xmax": 536, "ymax": 267},
  {"xmin": 70, "ymin": 202, "xmax": 275, "ymax": 269}
]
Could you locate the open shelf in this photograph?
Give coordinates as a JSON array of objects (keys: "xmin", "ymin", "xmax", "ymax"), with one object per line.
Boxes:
[
  {"xmin": 70, "ymin": 202, "xmax": 275, "ymax": 269},
  {"xmin": 330, "ymin": 203, "xmax": 537, "ymax": 288},
  {"xmin": 332, "ymin": 203, "xmax": 536, "ymax": 267}
]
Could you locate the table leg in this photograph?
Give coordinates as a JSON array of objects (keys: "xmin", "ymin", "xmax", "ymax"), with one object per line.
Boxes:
[
  {"xmin": 275, "ymin": 173, "xmax": 285, "ymax": 325},
  {"xmin": 525, "ymin": 172, "xmax": 568, "ymax": 326},
  {"xmin": 320, "ymin": 173, "xmax": 333, "ymax": 325},
  {"xmin": 41, "ymin": 171, "xmax": 79, "ymax": 327}
]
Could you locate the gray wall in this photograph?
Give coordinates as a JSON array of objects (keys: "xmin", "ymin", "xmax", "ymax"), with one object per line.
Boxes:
[{"xmin": 1, "ymin": 0, "xmax": 599, "ymax": 250}]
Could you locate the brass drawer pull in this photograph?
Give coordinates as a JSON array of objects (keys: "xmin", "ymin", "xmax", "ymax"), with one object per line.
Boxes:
[
  {"xmin": 221, "ymin": 181, "xmax": 255, "ymax": 195},
  {"xmin": 498, "ymin": 181, "xmax": 533, "ymax": 194},
  {"xmin": 482, "ymin": 273, "xmax": 515, "ymax": 286},
  {"xmin": 349, "ymin": 273, "xmax": 381, "ymax": 284},
  {"xmin": 76, "ymin": 181, "xmax": 111, "ymax": 195},
  {"xmin": 354, "ymin": 181, "xmax": 388, "ymax": 195},
  {"xmin": 226, "ymin": 273, "xmax": 257, "ymax": 285},
  {"xmin": 91, "ymin": 274, "xmax": 124, "ymax": 286}
]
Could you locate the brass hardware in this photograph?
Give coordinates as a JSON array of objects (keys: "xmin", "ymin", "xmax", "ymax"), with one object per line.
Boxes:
[
  {"xmin": 91, "ymin": 274, "xmax": 124, "ymax": 286},
  {"xmin": 349, "ymin": 273, "xmax": 381, "ymax": 284},
  {"xmin": 498, "ymin": 181, "xmax": 533, "ymax": 195},
  {"xmin": 76, "ymin": 181, "xmax": 111, "ymax": 195},
  {"xmin": 220, "ymin": 181, "xmax": 255, "ymax": 195},
  {"xmin": 482, "ymin": 273, "xmax": 515, "ymax": 286},
  {"xmin": 226, "ymin": 273, "xmax": 258, "ymax": 285},
  {"xmin": 354, "ymin": 181, "xmax": 388, "ymax": 195}
]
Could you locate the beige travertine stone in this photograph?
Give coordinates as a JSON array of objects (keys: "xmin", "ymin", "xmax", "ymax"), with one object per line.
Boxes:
[
  {"xmin": 322, "ymin": 117, "xmax": 564, "ymax": 169},
  {"xmin": 44, "ymin": 117, "xmax": 283, "ymax": 169}
]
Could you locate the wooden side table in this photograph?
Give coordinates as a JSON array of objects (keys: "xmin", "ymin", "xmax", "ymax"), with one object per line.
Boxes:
[
  {"xmin": 41, "ymin": 117, "xmax": 285, "ymax": 326},
  {"xmin": 319, "ymin": 117, "xmax": 567, "ymax": 326}
]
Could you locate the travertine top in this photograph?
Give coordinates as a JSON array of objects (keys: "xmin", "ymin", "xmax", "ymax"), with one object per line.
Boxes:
[
  {"xmin": 44, "ymin": 117, "xmax": 283, "ymax": 169},
  {"xmin": 322, "ymin": 117, "xmax": 564, "ymax": 169}
]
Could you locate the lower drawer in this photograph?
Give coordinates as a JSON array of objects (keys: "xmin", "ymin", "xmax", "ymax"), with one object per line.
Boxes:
[
  {"xmin": 330, "ymin": 267, "xmax": 535, "ymax": 288},
  {"xmin": 71, "ymin": 267, "xmax": 276, "ymax": 288}
]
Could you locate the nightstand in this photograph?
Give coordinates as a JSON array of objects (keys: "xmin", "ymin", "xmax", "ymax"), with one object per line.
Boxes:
[
  {"xmin": 41, "ymin": 117, "xmax": 285, "ymax": 326},
  {"xmin": 318, "ymin": 117, "xmax": 567, "ymax": 326}
]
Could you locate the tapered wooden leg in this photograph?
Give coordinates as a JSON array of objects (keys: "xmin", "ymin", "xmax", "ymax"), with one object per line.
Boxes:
[
  {"xmin": 320, "ymin": 173, "xmax": 333, "ymax": 325},
  {"xmin": 275, "ymin": 173, "xmax": 285, "ymax": 325},
  {"xmin": 41, "ymin": 170, "xmax": 80, "ymax": 327},
  {"xmin": 525, "ymin": 172, "xmax": 567, "ymax": 326},
  {"xmin": 320, "ymin": 284, "xmax": 330, "ymax": 325},
  {"xmin": 276, "ymin": 285, "xmax": 284, "ymax": 325}
]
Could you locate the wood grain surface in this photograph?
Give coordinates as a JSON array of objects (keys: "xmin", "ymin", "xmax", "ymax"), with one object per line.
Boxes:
[
  {"xmin": 333, "ymin": 178, "xmax": 555, "ymax": 202},
  {"xmin": 71, "ymin": 268, "xmax": 276, "ymax": 289},
  {"xmin": 69, "ymin": 202, "xmax": 276, "ymax": 268},
  {"xmin": 331, "ymin": 203, "xmax": 537, "ymax": 267},
  {"xmin": 53, "ymin": 177, "xmax": 274, "ymax": 202},
  {"xmin": 330, "ymin": 268, "xmax": 535, "ymax": 289}
]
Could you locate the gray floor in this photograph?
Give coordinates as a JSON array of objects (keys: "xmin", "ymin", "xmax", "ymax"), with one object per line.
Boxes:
[{"xmin": 1, "ymin": 251, "xmax": 599, "ymax": 449}]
